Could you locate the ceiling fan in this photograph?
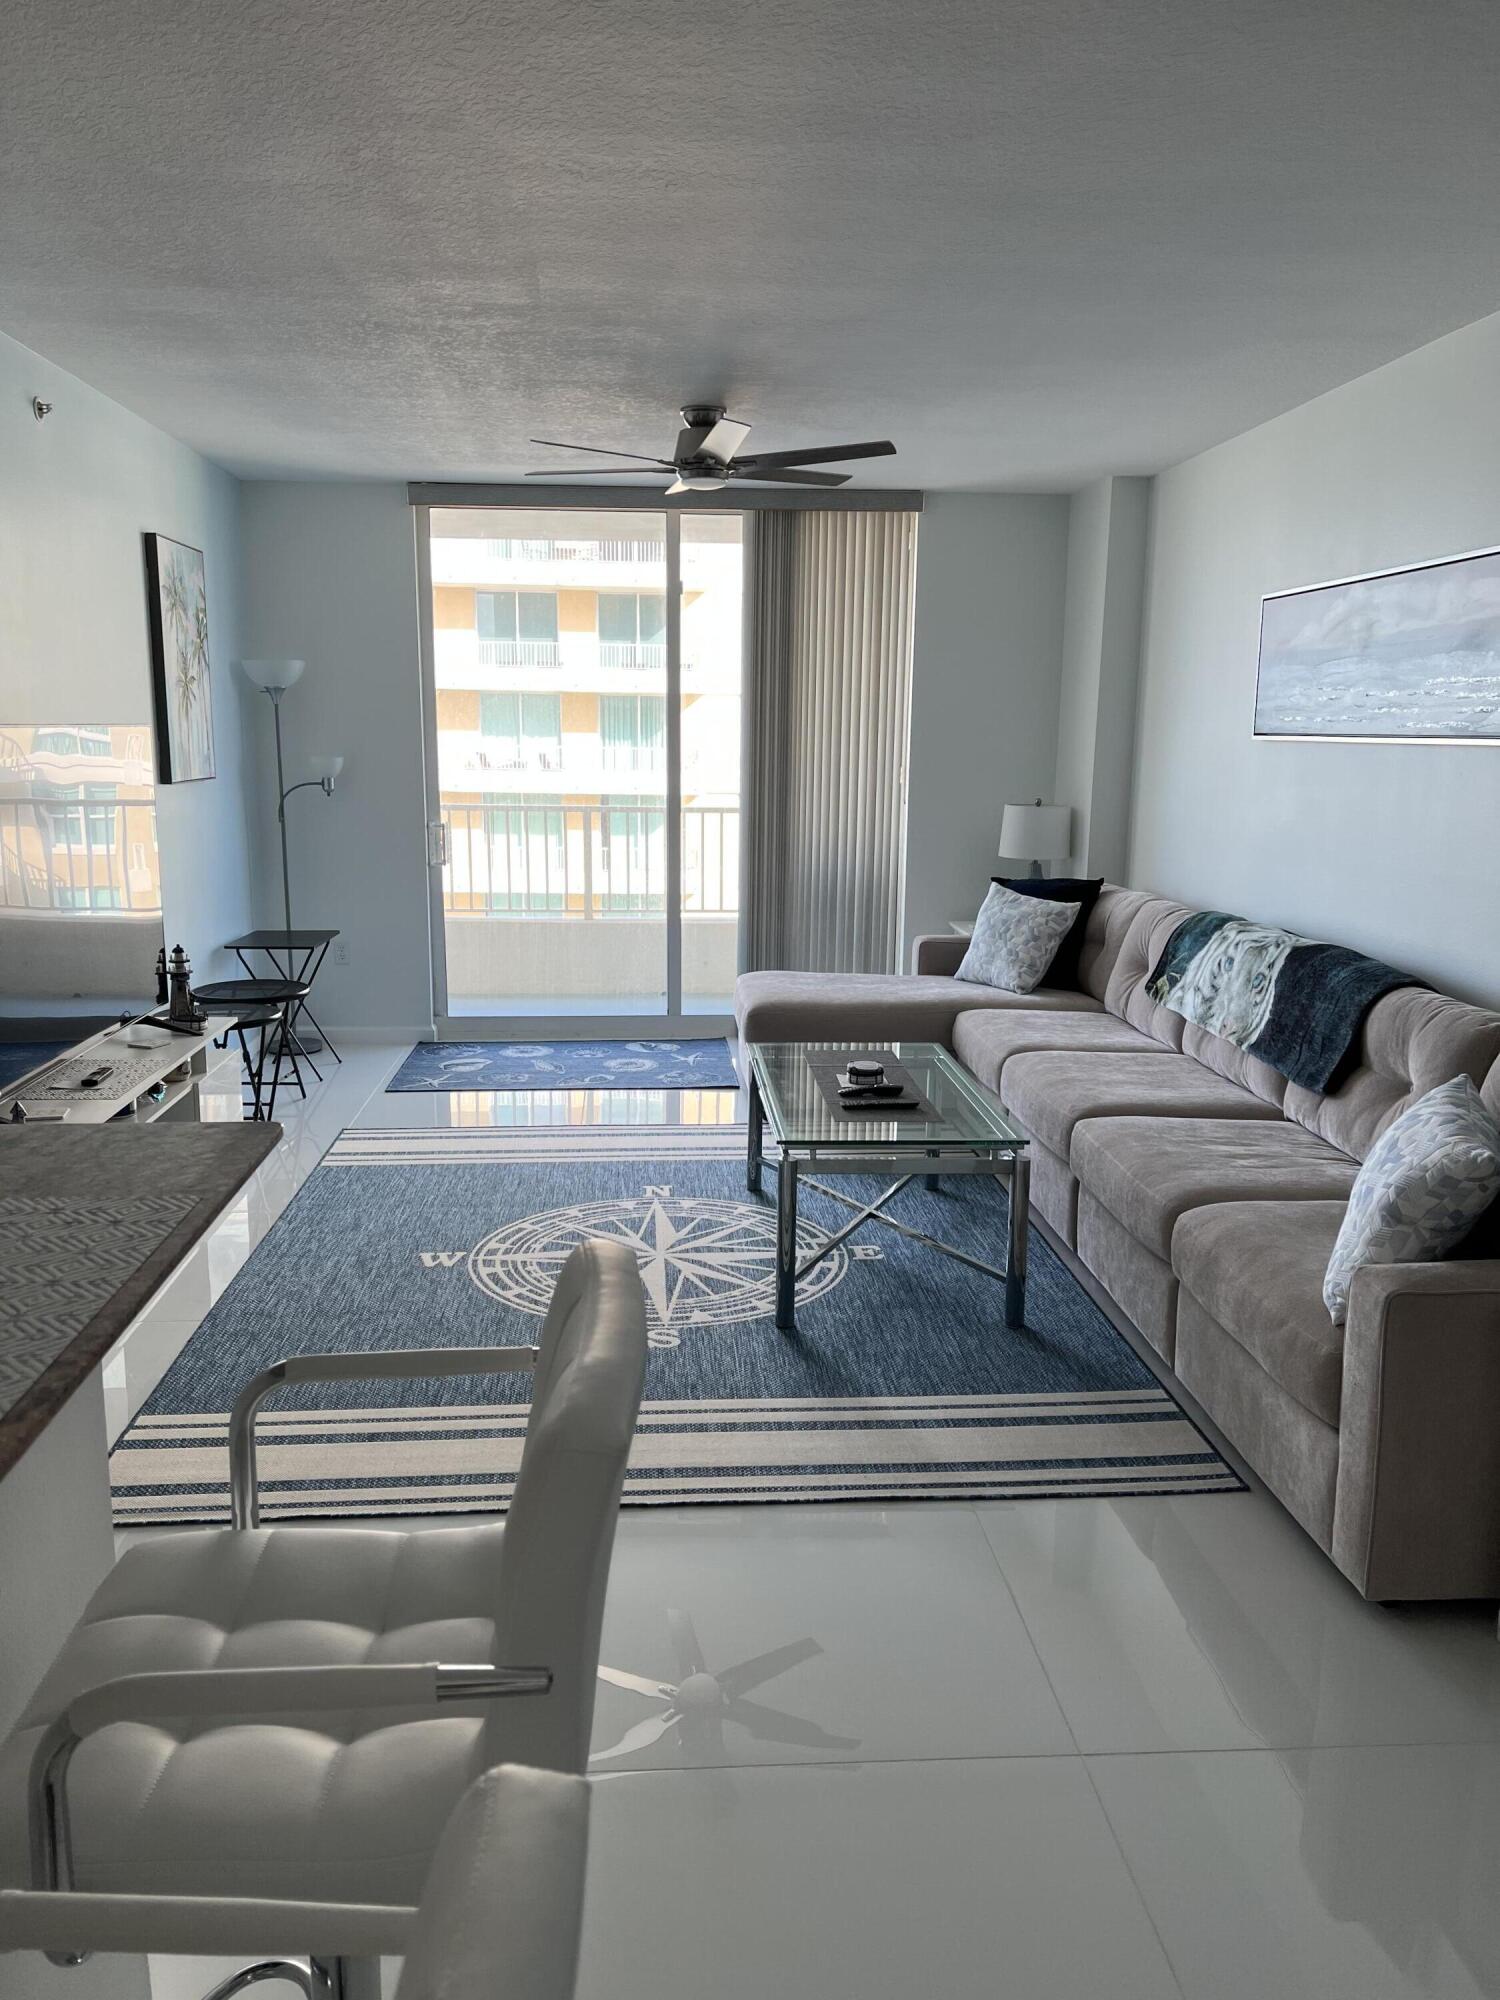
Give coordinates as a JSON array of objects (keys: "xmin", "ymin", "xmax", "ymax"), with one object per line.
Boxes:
[{"xmin": 526, "ymin": 404, "xmax": 896, "ymax": 494}]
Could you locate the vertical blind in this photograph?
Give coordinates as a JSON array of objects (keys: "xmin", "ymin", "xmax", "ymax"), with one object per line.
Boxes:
[{"xmin": 744, "ymin": 510, "xmax": 918, "ymax": 974}]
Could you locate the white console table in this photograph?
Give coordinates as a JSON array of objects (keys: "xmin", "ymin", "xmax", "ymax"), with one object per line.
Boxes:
[{"xmin": 1, "ymin": 1015, "xmax": 240, "ymax": 1125}]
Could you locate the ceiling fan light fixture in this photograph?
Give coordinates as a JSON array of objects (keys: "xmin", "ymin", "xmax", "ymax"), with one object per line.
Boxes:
[{"xmin": 526, "ymin": 405, "xmax": 897, "ymax": 490}]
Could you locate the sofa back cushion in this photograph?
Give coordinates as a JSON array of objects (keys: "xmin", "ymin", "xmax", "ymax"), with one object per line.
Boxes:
[
  {"xmin": 1100, "ymin": 895, "xmax": 1195, "ymax": 1046},
  {"xmin": 1180, "ymin": 1021, "xmax": 1290, "ymax": 1111},
  {"xmin": 1080, "ymin": 888, "xmax": 1157, "ymax": 1003},
  {"xmin": 1282, "ymin": 987, "xmax": 1500, "ymax": 1161}
]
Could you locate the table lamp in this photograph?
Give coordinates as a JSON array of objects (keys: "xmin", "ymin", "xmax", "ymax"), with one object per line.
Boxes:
[{"xmin": 998, "ymin": 799, "xmax": 1072, "ymax": 879}]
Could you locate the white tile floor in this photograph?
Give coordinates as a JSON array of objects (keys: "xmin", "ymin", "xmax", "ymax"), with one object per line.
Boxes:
[{"xmin": 109, "ymin": 1042, "xmax": 1500, "ymax": 2000}]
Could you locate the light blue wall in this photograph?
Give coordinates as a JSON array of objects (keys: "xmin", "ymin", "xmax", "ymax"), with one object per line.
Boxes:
[
  {"xmin": 239, "ymin": 482, "xmax": 432, "ymax": 1035},
  {"xmin": 901, "ymin": 493, "xmax": 1072, "ymax": 957},
  {"xmin": 0, "ymin": 328, "xmax": 256, "ymax": 984},
  {"xmin": 1054, "ymin": 475, "xmax": 1150, "ymax": 882},
  {"xmin": 1130, "ymin": 311, "xmax": 1500, "ymax": 1004}
]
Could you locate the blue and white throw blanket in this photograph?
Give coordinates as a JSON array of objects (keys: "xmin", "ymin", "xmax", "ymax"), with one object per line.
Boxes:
[{"xmin": 1145, "ymin": 911, "xmax": 1422, "ymax": 1095}]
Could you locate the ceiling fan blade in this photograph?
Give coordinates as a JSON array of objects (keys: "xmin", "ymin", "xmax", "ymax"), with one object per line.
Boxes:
[
  {"xmin": 589, "ymin": 1712, "xmax": 680, "ymax": 1764},
  {"xmin": 667, "ymin": 1607, "xmax": 708, "ymax": 1678},
  {"xmin": 724, "ymin": 1696, "xmax": 862, "ymax": 1752},
  {"xmin": 735, "ymin": 441, "xmax": 897, "ymax": 470},
  {"xmin": 731, "ymin": 468, "xmax": 850, "ymax": 487},
  {"xmin": 698, "ymin": 417, "xmax": 752, "ymax": 465},
  {"xmin": 717, "ymin": 1637, "xmax": 823, "ymax": 1700},
  {"xmin": 664, "ymin": 478, "xmax": 691, "ymax": 496},
  {"xmin": 525, "ymin": 467, "xmax": 673, "ymax": 478},
  {"xmin": 598, "ymin": 1664, "xmax": 673, "ymax": 1698},
  {"xmin": 528, "ymin": 438, "xmax": 675, "ymax": 464}
]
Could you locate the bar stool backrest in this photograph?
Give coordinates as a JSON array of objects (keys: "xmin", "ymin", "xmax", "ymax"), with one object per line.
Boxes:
[
  {"xmin": 395, "ymin": 1765, "xmax": 591, "ymax": 2000},
  {"xmin": 488, "ymin": 1238, "xmax": 648, "ymax": 1773}
]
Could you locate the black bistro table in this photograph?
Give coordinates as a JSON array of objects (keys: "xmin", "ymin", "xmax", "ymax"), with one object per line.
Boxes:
[
  {"xmin": 194, "ymin": 978, "xmax": 317, "ymax": 1098},
  {"xmin": 225, "ymin": 929, "xmax": 341, "ymax": 1063}
]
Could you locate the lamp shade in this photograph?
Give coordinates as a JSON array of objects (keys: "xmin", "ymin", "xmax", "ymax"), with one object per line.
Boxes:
[
  {"xmin": 998, "ymin": 801, "xmax": 1072, "ymax": 862},
  {"xmin": 239, "ymin": 658, "xmax": 305, "ymax": 693},
  {"xmin": 307, "ymin": 754, "xmax": 344, "ymax": 781}
]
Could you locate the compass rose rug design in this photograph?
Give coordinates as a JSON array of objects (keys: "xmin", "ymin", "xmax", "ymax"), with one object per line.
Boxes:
[{"xmin": 110, "ymin": 1127, "xmax": 1241, "ymax": 1523}]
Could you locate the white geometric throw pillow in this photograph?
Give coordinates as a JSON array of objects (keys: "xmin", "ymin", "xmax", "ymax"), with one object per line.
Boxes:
[
  {"xmin": 1322, "ymin": 1075, "xmax": 1500, "ymax": 1324},
  {"xmin": 956, "ymin": 881, "xmax": 1082, "ymax": 995}
]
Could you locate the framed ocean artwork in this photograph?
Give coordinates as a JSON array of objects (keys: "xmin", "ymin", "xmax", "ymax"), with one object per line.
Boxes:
[
  {"xmin": 144, "ymin": 532, "xmax": 216, "ymax": 782},
  {"xmin": 1254, "ymin": 545, "xmax": 1500, "ymax": 743}
]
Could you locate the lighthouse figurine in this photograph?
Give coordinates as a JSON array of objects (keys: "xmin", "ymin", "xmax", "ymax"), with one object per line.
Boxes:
[{"xmin": 165, "ymin": 945, "xmax": 206, "ymax": 1034}]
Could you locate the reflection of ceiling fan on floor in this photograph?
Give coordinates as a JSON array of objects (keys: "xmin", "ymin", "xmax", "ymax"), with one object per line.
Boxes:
[
  {"xmin": 593, "ymin": 1608, "xmax": 861, "ymax": 1763},
  {"xmin": 528, "ymin": 405, "xmax": 897, "ymax": 495}
]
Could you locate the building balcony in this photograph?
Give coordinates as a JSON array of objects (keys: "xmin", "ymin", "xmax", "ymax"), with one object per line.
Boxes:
[
  {"xmin": 476, "ymin": 637, "xmax": 563, "ymax": 669},
  {"xmin": 434, "ymin": 628, "xmax": 737, "ymax": 695},
  {"xmin": 440, "ymin": 800, "xmax": 739, "ymax": 919},
  {"xmin": 431, "ymin": 539, "xmax": 667, "ymax": 591},
  {"xmin": 598, "ymin": 640, "xmax": 665, "ymax": 672}
]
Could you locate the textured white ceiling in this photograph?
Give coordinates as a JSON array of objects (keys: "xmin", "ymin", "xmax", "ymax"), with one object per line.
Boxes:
[{"xmin": 4, "ymin": 0, "xmax": 1499, "ymax": 488}]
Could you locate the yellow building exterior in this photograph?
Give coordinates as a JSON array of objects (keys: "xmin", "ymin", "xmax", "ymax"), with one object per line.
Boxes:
[{"xmin": 0, "ymin": 723, "xmax": 161, "ymax": 915}]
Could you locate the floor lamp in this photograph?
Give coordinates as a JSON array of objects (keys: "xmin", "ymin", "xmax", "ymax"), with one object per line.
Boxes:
[{"xmin": 240, "ymin": 658, "xmax": 343, "ymax": 1047}]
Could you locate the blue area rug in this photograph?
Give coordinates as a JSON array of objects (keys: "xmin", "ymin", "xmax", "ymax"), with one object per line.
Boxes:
[
  {"xmin": 387, "ymin": 1038, "xmax": 741, "ymax": 1092},
  {"xmin": 111, "ymin": 1127, "xmax": 1241, "ymax": 1522},
  {"xmin": 0, "ymin": 1043, "xmax": 70, "ymax": 1091}
]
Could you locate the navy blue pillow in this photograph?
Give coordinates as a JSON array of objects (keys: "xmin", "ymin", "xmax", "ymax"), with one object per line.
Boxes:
[{"xmin": 989, "ymin": 876, "xmax": 1104, "ymax": 990}]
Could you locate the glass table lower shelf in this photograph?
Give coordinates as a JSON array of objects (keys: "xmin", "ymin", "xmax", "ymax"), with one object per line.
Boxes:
[{"xmin": 745, "ymin": 1040, "xmax": 1032, "ymax": 1333}]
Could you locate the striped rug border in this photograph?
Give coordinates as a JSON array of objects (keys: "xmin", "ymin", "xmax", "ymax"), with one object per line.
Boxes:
[{"xmin": 112, "ymin": 1124, "xmax": 1245, "ymax": 1521}]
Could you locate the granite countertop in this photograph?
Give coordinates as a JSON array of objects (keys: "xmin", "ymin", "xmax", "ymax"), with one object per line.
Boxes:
[{"xmin": 0, "ymin": 1121, "xmax": 281, "ymax": 1479}]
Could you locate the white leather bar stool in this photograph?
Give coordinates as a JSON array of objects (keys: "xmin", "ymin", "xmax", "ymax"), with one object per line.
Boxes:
[
  {"xmin": 0, "ymin": 1240, "xmax": 646, "ymax": 1994},
  {"xmin": 0, "ymin": 1762, "xmax": 591, "ymax": 2000}
]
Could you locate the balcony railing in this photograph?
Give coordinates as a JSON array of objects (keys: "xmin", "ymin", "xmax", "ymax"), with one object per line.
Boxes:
[
  {"xmin": 0, "ymin": 799, "xmax": 160, "ymax": 912},
  {"xmin": 480, "ymin": 537, "xmax": 665, "ymax": 565},
  {"xmin": 598, "ymin": 641, "xmax": 666, "ymax": 672},
  {"xmin": 442, "ymin": 803, "xmax": 738, "ymax": 917},
  {"xmin": 476, "ymin": 638, "xmax": 563, "ymax": 668}
]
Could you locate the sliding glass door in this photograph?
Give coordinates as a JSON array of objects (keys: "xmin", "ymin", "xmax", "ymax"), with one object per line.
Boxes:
[{"xmin": 418, "ymin": 506, "xmax": 743, "ymax": 1033}]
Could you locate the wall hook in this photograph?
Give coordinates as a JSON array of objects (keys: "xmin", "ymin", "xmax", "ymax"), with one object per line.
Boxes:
[{"xmin": 31, "ymin": 397, "xmax": 52, "ymax": 421}]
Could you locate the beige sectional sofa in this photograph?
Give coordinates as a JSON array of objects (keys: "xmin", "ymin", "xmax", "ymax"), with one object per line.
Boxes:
[{"xmin": 734, "ymin": 886, "xmax": 1500, "ymax": 1601}]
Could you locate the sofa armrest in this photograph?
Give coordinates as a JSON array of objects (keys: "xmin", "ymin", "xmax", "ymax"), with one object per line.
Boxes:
[
  {"xmin": 911, "ymin": 934, "xmax": 967, "ymax": 976},
  {"xmin": 1333, "ymin": 1258, "xmax": 1500, "ymax": 1600}
]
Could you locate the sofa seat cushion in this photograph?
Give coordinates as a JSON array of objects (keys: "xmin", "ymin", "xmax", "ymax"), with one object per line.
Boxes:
[
  {"xmin": 1172, "ymin": 1200, "xmax": 1350, "ymax": 1424},
  {"xmin": 952, "ymin": 1008, "xmax": 1162, "ymax": 1097},
  {"xmin": 1000, "ymin": 1051, "xmax": 1284, "ymax": 1163},
  {"xmin": 1072, "ymin": 1116, "xmax": 1360, "ymax": 1261},
  {"xmin": 734, "ymin": 970, "xmax": 1102, "ymax": 1050}
]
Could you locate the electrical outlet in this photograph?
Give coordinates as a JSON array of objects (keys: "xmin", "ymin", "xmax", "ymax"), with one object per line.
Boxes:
[{"xmin": 333, "ymin": 943, "xmax": 351, "ymax": 967}]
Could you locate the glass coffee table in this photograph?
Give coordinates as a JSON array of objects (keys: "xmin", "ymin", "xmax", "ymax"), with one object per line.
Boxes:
[{"xmin": 746, "ymin": 1040, "xmax": 1032, "ymax": 1334}]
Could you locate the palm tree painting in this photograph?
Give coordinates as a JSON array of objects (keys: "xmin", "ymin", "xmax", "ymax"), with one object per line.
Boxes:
[{"xmin": 144, "ymin": 533, "xmax": 216, "ymax": 781}]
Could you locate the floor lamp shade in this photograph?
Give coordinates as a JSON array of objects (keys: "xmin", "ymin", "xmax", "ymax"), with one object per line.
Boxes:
[
  {"xmin": 239, "ymin": 658, "xmax": 305, "ymax": 693},
  {"xmin": 998, "ymin": 802, "xmax": 1072, "ymax": 866}
]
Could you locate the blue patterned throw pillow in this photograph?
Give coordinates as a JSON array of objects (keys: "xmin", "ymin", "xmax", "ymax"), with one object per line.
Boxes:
[
  {"xmin": 1323, "ymin": 1075, "xmax": 1500, "ymax": 1324},
  {"xmin": 957, "ymin": 881, "xmax": 1082, "ymax": 994}
]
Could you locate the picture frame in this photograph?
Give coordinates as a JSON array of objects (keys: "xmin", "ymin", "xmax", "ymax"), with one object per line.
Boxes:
[
  {"xmin": 144, "ymin": 532, "xmax": 216, "ymax": 782},
  {"xmin": 1254, "ymin": 544, "xmax": 1500, "ymax": 744}
]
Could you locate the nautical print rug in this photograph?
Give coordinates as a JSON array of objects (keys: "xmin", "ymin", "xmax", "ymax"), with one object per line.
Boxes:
[
  {"xmin": 386, "ymin": 1039, "xmax": 741, "ymax": 1093},
  {"xmin": 110, "ymin": 1127, "xmax": 1241, "ymax": 1523}
]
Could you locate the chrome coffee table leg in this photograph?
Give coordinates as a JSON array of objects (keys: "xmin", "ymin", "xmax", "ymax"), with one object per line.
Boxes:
[
  {"xmin": 1006, "ymin": 1150, "xmax": 1030, "ymax": 1329},
  {"xmin": 776, "ymin": 1155, "xmax": 800, "ymax": 1333},
  {"xmin": 747, "ymin": 1070, "xmax": 764, "ymax": 1195}
]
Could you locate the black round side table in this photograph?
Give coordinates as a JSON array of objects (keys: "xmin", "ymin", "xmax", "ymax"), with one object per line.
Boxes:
[{"xmin": 195, "ymin": 978, "xmax": 320, "ymax": 1095}]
